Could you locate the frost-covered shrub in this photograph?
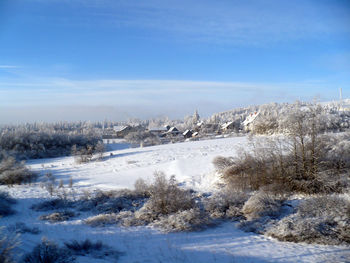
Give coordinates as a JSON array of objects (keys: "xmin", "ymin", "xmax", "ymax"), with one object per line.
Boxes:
[
  {"xmin": 152, "ymin": 208, "xmax": 211, "ymax": 232},
  {"xmin": 323, "ymin": 133, "xmax": 350, "ymax": 171},
  {"xmin": 144, "ymin": 172, "xmax": 195, "ymax": 216},
  {"xmin": 64, "ymin": 239, "xmax": 120, "ymax": 260},
  {"xmin": 85, "ymin": 174, "xmax": 207, "ymax": 232},
  {"xmin": 0, "ymin": 192, "xmax": 16, "ymax": 216},
  {"xmin": 212, "ymin": 156, "xmax": 235, "ymax": 172},
  {"xmin": 77, "ymin": 189, "xmax": 147, "ymax": 213},
  {"xmin": 239, "ymin": 216, "xmax": 276, "ymax": 234},
  {"xmin": 39, "ymin": 211, "xmax": 76, "ymax": 223},
  {"xmin": 217, "ymin": 132, "xmax": 350, "ymax": 195},
  {"xmin": 205, "ymin": 190, "xmax": 248, "ymax": 219},
  {"xmin": 64, "ymin": 239, "xmax": 102, "ymax": 254},
  {"xmin": 0, "ymin": 230, "xmax": 18, "ymax": 263},
  {"xmin": 7, "ymin": 222, "xmax": 40, "ymax": 235},
  {"xmin": 85, "ymin": 213, "xmax": 119, "ymax": 227},
  {"xmin": 31, "ymin": 199, "xmax": 74, "ymax": 211},
  {"xmin": 242, "ymin": 191, "xmax": 282, "ymax": 220},
  {"xmin": 23, "ymin": 239, "xmax": 73, "ymax": 263},
  {"xmin": 72, "ymin": 145, "xmax": 94, "ymax": 164},
  {"xmin": 133, "ymin": 178, "xmax": 150, "ymax": 196},
  {"xmin": 266, "ymin": 195, "xmax": 350, "ymax": 245},
  {"xmin": 0, "ymin": 157, "xmax": 37, "ymax": 185}
]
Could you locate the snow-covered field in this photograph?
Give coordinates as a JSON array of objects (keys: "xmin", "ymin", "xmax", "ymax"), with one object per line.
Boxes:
[{"xmin": 1, "ymin": 136, "xmax": 350, "ymax": 263}]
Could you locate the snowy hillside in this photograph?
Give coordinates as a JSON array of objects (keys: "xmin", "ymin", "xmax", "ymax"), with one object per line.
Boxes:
[{"xmin": 1, "ymin": 137, "xmax": 349, "ymax": 263}]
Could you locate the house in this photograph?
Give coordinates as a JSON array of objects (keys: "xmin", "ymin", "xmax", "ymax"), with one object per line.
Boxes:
[
  {"xmin": 242, "ymin": 111, "xmax": 260, "ymax": 131},
  {"xmin": 113, "ymin": 125, "xmax": 145, "ymax": 138},
  {"xmin": 183, "ymin": 129, "xmax": 193, "ymax": 138},
  {"xmin": 149, "ymin": 127, "xmax": 168, "ymax": 137},
  {"xmin": 221, "ymin": 120, "xmax": 241, "ymax": 133},
  {"xmin": 221, "ymin": 121, "xmax": 234, "ymax": 132},
  {"xmin": 166, "ymin": 126, "xmax": 181, "ymax": 136},
  {"xmin": 113, "ymin": 125, "xmax": 133, "ymax": 138},
  {"xmin": 196, "ymin": 121, "xmax": 204, "ymax": 128}
]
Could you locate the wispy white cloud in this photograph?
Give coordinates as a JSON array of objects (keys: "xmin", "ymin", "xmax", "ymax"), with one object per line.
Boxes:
[
  {"xmin": 0, "ymin": 65, "xmax": 18, "ymax": 69},
  {"xmin": 26, "ymin": 0, "xmax": 350, "ymax": 45}
]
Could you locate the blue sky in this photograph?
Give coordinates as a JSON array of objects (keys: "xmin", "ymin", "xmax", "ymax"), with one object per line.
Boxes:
[{"xmin": 0, "ymin": 0, "xmax": 349, "ymax": 123}]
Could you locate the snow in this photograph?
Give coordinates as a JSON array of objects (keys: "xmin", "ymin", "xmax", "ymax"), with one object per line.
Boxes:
[{"xmin": 1, "ymin": 136, "xmax": 349, "ymax": 263}]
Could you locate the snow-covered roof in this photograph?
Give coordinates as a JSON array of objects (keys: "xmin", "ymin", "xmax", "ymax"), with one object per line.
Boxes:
[
  {"xmin": 183, "ymin": 129, "xmax": 192, "ymax": 136},
  {"xmin": 113, "ymin": 125, "xmax": 130, "ymax": 132},
  {"xmin": 168, "ymin": 127, "xmax": 179, "ymax": 132},
  {"xmin": 243, "ymin": 112, "xmax": 259, "ymax": 126},
  {"xmin": 197, "ymin": 121, "xmax": 204, "ymax": 127},
  {"xmin": 149, "ymin": 127, "xmax": 168, "ymax": 132},
  {"xmin": 221, "ymin": 121, "xmax": 234, "ymax": 129}
]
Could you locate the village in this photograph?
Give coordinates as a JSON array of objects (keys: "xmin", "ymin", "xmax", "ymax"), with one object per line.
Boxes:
[{"xmin": 102, "ymin": 116, "xmax": 248, "ymax": 144}]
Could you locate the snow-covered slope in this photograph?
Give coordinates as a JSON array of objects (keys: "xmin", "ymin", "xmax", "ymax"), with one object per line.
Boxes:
[
  {"xmin": 28, "ymin": 136, "xmax": 248, "ymax": 193},
  {"xmin": 1, "ymin": 136, "xmax": 349, "ymax": 263}
]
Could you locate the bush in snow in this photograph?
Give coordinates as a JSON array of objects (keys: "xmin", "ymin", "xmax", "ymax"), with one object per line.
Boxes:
[
  {"xmin": 216, "ymin": 132, "xmax": 350, "ymax": 195},
  {"xmin": 143, "ymin": 172, "xmax": 195, "ymax": 216},
  {"xmin": 0, "ymin": 192, "xmax": 16, "ymax": 216},
  {"xmin": 0, "ymin": 230, "xmax": 18, "ymax": 263},
  {"xmin": 152, "ymin": 208, "xmax": 212, "ymax": 232},
  {"xmin": 242, "ymin": 191, "xmax": 282, "ymax": 221},
  {"xmin": 77, "ymin": 189, "xmax": 147, "ymax": 213},
  {"xmin": 39, "ymin": 211, "xmax": 76, "ymax": 223},
  {"xmin": 64, "ymin": 239, "xmax": 121, "ymax": 260},
  {"xmin": 31, "ymin": 198, "xmax": 74, "ymax": 212},
  {"xmin": 266, "ymin": 195, "xmax": 350, "ymax": 245},
  {"xmin": 133, "ymin": 178, "xmax": 150, "ymax": 196},
  {"xmin": 212, "ymin": 156, "xmax": 235, "ymax": 172},
  {"xmin": 85, "ymin": 173, "xmax": 211, "ymax": 232},
  {"xmin": 22, "ymin": 238, "xmax": 73, "ymax": 263},
  {"xmin": 205, "ymin": 189, "xmax": 248, "ymax": 219},
  {"xmin": 85, "ymin": 213, "xmax": 119, "ymax": 227},
  {"xmin": 7, "ymin": 222, "xmax": 40, "ymax": 235},
  {"xmin": 0, "ymin": 157, "xmax": 37, "ymax": 186}
]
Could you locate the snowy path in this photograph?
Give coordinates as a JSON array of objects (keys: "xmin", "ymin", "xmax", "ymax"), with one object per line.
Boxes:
[{"xmin": 1, "ymin": 136, "xmax": 350, "ymax": 263}]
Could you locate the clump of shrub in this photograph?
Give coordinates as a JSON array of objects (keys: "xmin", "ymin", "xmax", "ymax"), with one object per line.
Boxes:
[
  {"xmin": 84, "ymin": 213, "xmax": 120, "ymax": 227},
  {"xmin": 266, "ymin": 195, "xmax": 350, "ymax": 245},
  {"xmin": 153, "ymin": 208, "xmax": 211, "ymax": 232},
  {"xmin": 214, "ymin": 133, "xmax": 350, "ymax": 195},
  {"xmin": 0, "ymin": 157, "xmax": 37, "ymax": 186},
  {"xmin": 86, "ymin": 173, "xmax": 212, "ymax": 232},
  {"xmin": 0, "ymin": 192, "xmax": 16, "ymax": 216},
  {"xmin": 0, "ymin": 230, "xmax": 18, "ymax": 263},
  {"xmin": 205, "ymin": 189, "xmax": 248, "ymax": 219},
  {"xmin": 31, "ymin": 198, "xmax": 74, "ymax": 212},
  {"xmin": 23, "ymin": 238, "xmax": 120, "ymax": 263},
  {"xmin": 242, "ymin": 191, "xmax": 282, "ymax": 221},
  {"xmin": 64, "ymin": 239, "xmax": 120, "ymax": 260},
  {"xmin": 78, "ymin": 188, "xmax": 148, "ymax": 213},
  {"xmin": 39, "ymin": 211, "xmax": 76, "ymax": 223},
  {"xmin": 7, "ymin": 222, "xmax": 40, "ymax": 235},
  {"xmin": 212, "ymin": 156, "xmax": 235, "ymax": 172},
  {"xmin": 23, "ymin": 238, "xmax": 72, "ymax": 263},
  {"xmin": 143, "ymin": 172, "xmax": 195, "ymax": 215}
]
